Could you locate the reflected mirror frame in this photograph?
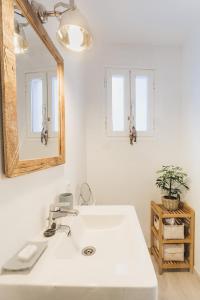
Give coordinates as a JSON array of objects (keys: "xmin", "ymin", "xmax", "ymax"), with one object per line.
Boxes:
[{"xmin": 0, "ymin": 0, "xmax": 65, "ymax": 177}]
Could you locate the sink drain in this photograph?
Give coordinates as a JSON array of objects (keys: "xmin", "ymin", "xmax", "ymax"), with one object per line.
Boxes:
[{"xmin": 82, "ymin": 246, "xmax": 96, "ymax": 256}]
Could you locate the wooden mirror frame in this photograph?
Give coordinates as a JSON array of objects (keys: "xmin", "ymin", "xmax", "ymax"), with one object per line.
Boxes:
[{"xmin": 0, "ymin": 0, "xmax": 65, "ymax": 177}]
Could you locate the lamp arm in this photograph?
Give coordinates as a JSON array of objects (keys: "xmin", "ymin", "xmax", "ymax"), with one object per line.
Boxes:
[
  {"xmin": 53, "ymin": 1, "xmax": 76, "ymax": 15},
  {"xmin": 31, "ymin": 0, "xmax": 76, "ymax": 23},
  {"xmin": 69, "ymin": 0, "xmax": 76, "ymax": 9},
  {"xmin": 54, "ymin": 1, "xmax": 72, "ymax": 11}
]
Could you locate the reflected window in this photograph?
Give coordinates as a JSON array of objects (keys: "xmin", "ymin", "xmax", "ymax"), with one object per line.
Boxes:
[
  {"xmin": 25, "ymin": 71, "xmax": 58, "ymax": 138},
  {"xmin": 51, "ymin": 76, "xmax": 59, "ymax": 133},
  {"xmin": 31, "ymin": 78, "xmax": 43, "ymax": 133}
]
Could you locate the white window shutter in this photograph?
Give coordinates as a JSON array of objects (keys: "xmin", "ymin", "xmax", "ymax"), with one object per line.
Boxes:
[
  {"xmin": 106, "ymin": 68, "xmax": 130, "ymax": 136},
  {"xmin": 105, "ymin": 67, "xmax": 155, "ymax": 138}
]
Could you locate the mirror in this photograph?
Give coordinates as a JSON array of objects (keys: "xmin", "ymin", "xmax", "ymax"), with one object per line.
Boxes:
[
  {"xmin": 0, "ymin": 0, "xmax": 65, "ymax": 177},
  {"xmin": 15, "ymin": 5, "xmax": 59, "ymax": 160}
]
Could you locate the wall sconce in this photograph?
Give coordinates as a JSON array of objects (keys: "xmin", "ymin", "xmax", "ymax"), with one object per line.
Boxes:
[
  {"xmin": 13, "ymin": 19, "xmax": 29, "ymax": 54},
  {"xmin": 31, "ymin": 0, "xmax": 92, "ymax": 52}
]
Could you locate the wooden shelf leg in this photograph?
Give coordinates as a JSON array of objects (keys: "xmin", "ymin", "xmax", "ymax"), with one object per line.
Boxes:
[
  {"xmin": 158, "ymin": 214, "xmax": 163, "ymax": 275},
  {"xmin": 159, "ymin": 267, "xmax": 163, "ymax": 275},
  {"xmin": 189, "ymin": 213, "xmax": 195, "ymax": 272},
  {"xmin": 150, "ymin": 206, "xmax": 154, "ymax": 254}
]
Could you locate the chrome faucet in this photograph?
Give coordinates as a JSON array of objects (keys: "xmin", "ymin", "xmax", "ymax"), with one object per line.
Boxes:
[
  {"xmin": 48, "ymin": 205, "xmax": 79, "ymax": 226},
  {"xmin": 44, "ymin": 205, "xmax": 79, "ymax": 237},
  {"xmin": 50, "ymin": 207, "xmax": 79, "ymax": 219}
]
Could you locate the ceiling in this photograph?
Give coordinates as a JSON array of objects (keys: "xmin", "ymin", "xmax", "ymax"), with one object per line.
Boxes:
[{"xmin": 42, "ymin": 0, "xmax": 200, "ymax": 46}]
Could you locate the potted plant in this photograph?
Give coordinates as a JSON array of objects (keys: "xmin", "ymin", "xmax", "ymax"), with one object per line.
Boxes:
[{"xmin": 156, "ymin": 165, "xmax": 189, "ymax": 211}]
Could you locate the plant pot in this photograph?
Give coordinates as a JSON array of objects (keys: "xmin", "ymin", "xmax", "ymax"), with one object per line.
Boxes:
[{"xmin": 162, "ymin": 197, "xmax": 180, "ymax": 211}]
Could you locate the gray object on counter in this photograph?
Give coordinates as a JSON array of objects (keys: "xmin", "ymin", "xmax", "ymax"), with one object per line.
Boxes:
[
  {"xmin": 58, "ymin": 193, "xmax": 73, "ymax": 210},
  {"xmin": 2, "ymin": 241, "xmax": 48, "ymax": 272}
]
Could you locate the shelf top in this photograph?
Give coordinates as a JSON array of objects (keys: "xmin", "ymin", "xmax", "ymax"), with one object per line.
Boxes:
[{"xmin": 151, "ymin": 201, "xmax": 194, "ymax": 217}]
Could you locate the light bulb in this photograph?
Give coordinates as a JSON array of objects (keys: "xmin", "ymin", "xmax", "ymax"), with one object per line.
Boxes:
[
  {"xmin": 13, "ymin": 20, "xmax": 28, "ymax": 54},
  {"xmin": 57, "ymin": 9, "xmax": 92, "ymax": 52}
]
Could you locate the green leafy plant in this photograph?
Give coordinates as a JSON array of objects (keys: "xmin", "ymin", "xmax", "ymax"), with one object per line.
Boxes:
[{"xmin": 156, "ymin": 166, "xmax": 189, "ymax": 200}]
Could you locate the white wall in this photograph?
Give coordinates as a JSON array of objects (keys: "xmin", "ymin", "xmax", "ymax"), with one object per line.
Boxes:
[
  {"xmin": 1, "ymin": 23, "xmax": 198, "ymax": 274},
  {"xmin": 85, "ymin": 45, "xmax": 182, "ymax": 244},
  {"xmin": 181, "ymin": 27, "xmax": 200, "ymax": 273},
  {"xmin": 0, "ymin": 51, "xmax": 86, "ymax": 268}
]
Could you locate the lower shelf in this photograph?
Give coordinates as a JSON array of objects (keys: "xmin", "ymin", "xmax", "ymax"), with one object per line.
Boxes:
[
  {"xmin": 162, "ymin": 259, "xmax": 190, "ymax": 269},
  {"xmin": 152, "ymin": 246, "xmax": 190, "ymax": 270}
]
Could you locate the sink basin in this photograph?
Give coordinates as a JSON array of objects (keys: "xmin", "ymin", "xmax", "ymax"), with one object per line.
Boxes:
[
  {"xmin": 0, "ymin": 205, "xmax": 157, "ymax": 300},
  {"xmin": 79, "ymin": 214, "xmax": 126, "ymax": 229}
]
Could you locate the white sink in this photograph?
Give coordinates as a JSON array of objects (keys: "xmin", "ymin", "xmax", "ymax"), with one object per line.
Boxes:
[{"xmin": 0, "ymin": 206, "xmax": 157, "ymax": 300}]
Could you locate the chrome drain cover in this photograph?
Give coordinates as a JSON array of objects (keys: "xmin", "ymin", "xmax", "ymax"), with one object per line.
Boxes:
[{"xmin": 82, "ymin": 246, "xmax": 96, "ymax": 256}]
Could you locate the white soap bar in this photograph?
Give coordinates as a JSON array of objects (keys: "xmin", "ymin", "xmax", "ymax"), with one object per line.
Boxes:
[{"xmin": 18, "ymin": 244, "xmax": 38, "ymax": 262}]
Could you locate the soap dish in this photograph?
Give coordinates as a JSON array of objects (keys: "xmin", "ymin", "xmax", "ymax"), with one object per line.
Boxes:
[{"xmin": 2, "ymin": 241, "xmax": 48, "ymax": 273}]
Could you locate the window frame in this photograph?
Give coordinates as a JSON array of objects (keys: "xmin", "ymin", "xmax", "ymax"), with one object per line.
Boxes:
[
  {"xmin": 105, "ymin": 67, "xmax": 155, "ymax": 138},
  {"xmin": 25, "ymin": 70, "xmax": 59, "ymax": 139},
  {"xmin": 25, "ymin": 72, "xmax": 47, "ymax": 139}
]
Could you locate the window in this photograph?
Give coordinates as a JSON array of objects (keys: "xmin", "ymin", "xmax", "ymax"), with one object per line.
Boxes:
[
  {"xmin": 112, "ymin": 76, "xmax": 125, "ymax": 131},
  {"xmin": 106, "ymin": 68, "xmax": 154, "ymax": 137},
  {"xmin": 26, "ymin": 71, "xmax": 58, "ymax": 138}
]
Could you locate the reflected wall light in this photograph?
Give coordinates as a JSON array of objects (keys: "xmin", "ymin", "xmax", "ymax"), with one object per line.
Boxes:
[
  {"xmin": 31, "ymin": 0, "xmax": 92, "ymax": 52},
  {"xmin": 13, "ymin": 19, "xmax": 29, "ymax": 54}
]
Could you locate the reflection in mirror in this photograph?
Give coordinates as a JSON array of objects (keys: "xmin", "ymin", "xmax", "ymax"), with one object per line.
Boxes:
[{"xmin": 14, "ymin": 5, "xmax": 59, "ymax": 160}]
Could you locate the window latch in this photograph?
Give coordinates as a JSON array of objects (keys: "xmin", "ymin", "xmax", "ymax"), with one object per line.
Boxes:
[
  {"xmin": 129, "ymin": 126, "xmax": 137, "ymax": 145},
  {"xmin": 41, "ymin": 106, "xmax": 48, "ymax": 145},
  {"xmin": 41, "ymin": 127, "xmax": 48, "ymax": 145}
]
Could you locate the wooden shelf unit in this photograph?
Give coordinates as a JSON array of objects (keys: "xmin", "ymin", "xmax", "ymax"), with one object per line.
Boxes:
[{"xmin": 150, "ymin": 201, "xmax": 195, "ymax": 274}]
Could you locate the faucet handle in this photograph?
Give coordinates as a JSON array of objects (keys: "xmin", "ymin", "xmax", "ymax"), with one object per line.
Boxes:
[{"xmin": 60, "ymin": 208, "xmax": 79, "ymax": 216}]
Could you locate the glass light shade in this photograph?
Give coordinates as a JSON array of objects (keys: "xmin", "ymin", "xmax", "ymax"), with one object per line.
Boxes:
[
  {"xmin": 57, "ymin": 9, "xmax": 92, "ymax": 52},
  {"xmin": 13, "ymin": 20, "xmax": 28, "ymax": 54}
]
